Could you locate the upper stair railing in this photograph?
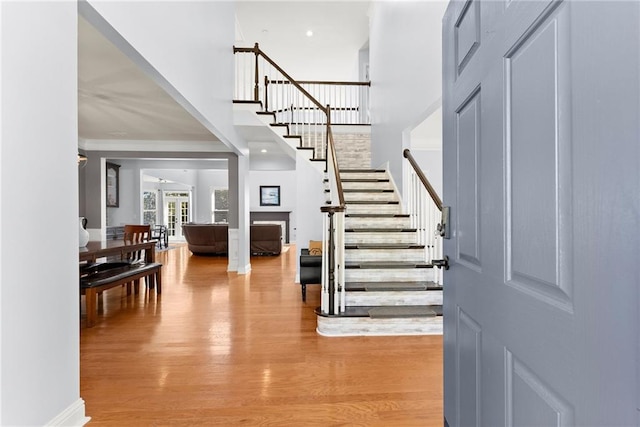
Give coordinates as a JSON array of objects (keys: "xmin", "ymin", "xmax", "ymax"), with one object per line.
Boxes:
[
  {"xmin": 403, "ymin": 148, "xmax": 445, "ymax": 285},
  {"xmin": 234, "ymin": 43, "xmax": 370, "ymax": 160},
  {"xmin": 234, "ymin": 43, "xmax": 347, "ymax": 314}
]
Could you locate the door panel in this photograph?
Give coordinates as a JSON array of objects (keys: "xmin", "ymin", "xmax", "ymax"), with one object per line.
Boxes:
[
  {"xmin": 505, "ymin": 1, "xmax": 573, "ymax": 311},
  {"xmin": 506, "ymin": 350, "xmax": 573, "ymax": 426},
  {"xmin": 456, "ymin": 307, "xmax": 482, "ymax": 426},
  {"xmin": 443, "ymin": 1, "xmax": 640, "ymax": 425},
  {"xmin": 455, "ymin": 0, "xmax": 481, "ymax": 75},
  {"xmin": 456, "ymin": 87, "xmax": 481, "ymax": 270}
]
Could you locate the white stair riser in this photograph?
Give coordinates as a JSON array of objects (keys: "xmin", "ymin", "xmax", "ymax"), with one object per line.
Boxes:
[
  {"xmin": 340, "ymin": 172, "xmax": 388, "ymax": 181},
  {"xmin": 345, "ymin": 232, "xmax": 417, "ymax": 245},
  {"xmin": 345, "ymin": 217, "xmax": 412, "ymax": 228},
  {"xmin": 344, "ymin": 192, "xmax": 397, "ymax": 202},
  {"xmin": 346, "ymin": 248, "xmax": 425, "ymax": 263},
  {"xmin": 311, "ymin": 162, "xmax": 325, "ymax": 173},
  {"xmin": 257, "ymin": 114, "xmax": 275, "ymax": 125},
  {"xmin": 342, "ymin": 181, "xmax": 394, "ymax": 190},
  {"xmin": 346, "ymin": 204, "xmax": 402, "ymax": 215},
  {"xmin": 346, "ymin": 290, "xmax": 443, "ymax": 306},
  {"xmin": 317, "ymin": 315, "xmax": 442, "ymax": 336},
  {"xmin": 346, "ymin": 268, "xmax": 433, "ymax": 282}
]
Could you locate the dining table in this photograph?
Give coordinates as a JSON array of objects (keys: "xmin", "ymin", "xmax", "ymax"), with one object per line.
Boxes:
[{"xmin": 79, "ymin": 239, "xmax": 157, "ymax": 264}]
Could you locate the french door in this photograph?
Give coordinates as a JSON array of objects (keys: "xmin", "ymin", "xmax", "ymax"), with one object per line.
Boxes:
[{"xmin": 164, "ymin": 192, "xmax": 190, "ymax": 241}]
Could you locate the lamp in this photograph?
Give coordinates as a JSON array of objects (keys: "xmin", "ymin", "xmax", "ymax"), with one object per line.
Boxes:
[{"xmin": 78, "ymin": 153, "xmax": 87, "ymax": 167}]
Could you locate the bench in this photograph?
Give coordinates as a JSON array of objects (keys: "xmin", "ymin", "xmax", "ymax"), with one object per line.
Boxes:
[
  {"xmin": 80, "ymin": 261, "xmax": 162, "ymax": 327},
  {"xmin": 299, "ymin": 248, "xmax": 322, "ymax": 302}
]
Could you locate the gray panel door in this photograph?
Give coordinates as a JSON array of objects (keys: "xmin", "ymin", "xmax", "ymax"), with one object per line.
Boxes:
[{"xmin": 442, "ymin": 1, "xmax": 639, "ymax": 425}]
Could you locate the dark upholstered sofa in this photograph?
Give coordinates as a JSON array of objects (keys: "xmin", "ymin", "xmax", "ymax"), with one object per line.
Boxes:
[
  {"xmin": 182, "ymin": 223, "xmax": 282, "ymax": 256},
  {"xmin": 182, "ymin": 224, "xmax": 229, "ymax": 255}
]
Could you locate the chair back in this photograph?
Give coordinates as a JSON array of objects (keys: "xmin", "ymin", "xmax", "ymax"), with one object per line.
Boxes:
[{"xmin": 123, "ymin": 224, "xmax": 151, "ymax": 263}]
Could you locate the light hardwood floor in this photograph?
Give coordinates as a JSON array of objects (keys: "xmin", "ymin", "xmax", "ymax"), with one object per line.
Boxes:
[{"xmin": 80, "ymin": 244, "xmax": 443, "ymax": 426}]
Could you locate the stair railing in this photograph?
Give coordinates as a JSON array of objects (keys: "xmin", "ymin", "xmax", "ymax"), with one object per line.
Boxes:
[
  {"xmin": 403, "ymin": 149, "xmax": 444, "ymax": 285},
  {"xmin": 321, "ymin": 128, "xmax": 346, "ymax": 314},
  {"xmin": 234, "ymin": 43, "xmax": 370, "ymax": 160},
  {"xmin": 234, "ymin": 43, "xmax": 347, "ymax": 314}
]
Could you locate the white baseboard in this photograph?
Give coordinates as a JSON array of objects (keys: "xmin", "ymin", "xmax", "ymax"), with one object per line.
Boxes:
[
  {"xmin": 45, "ymin": 398, "xmax": 90, "ymax": 426},
  {"xmin": 238, "ymin": 263, "xmax": 251, "ymax": 274},
  {"xmin": 227, "ymin": 229, "xmax": 239, "ymax": 272}
]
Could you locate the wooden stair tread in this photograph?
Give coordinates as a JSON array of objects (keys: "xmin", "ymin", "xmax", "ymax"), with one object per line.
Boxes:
[
  {"xmin": 345, "ymin": 261, "xmax": 433, "ymax": 269},
  {"xmin": 345, "ymin": 228, "xmax": 417, "ymax": 232},
  {"xmin": 346, "ymin": 282, "xmax": 441, "ymax": 291},
  {"xmin": 346, "ymin": 214, "xmax": 410, "ymax": 218},
  {"xmin": 340, "ymin": 179, "xmax": 390, "ymax": 183},
  {"xmin": 343, "ymin": 189, "xmax": 394, "ymax": 193},
  {"xmin": 233, "ymin": 100, "xmax": 262, "ymax": 106},
  {"xmin": 345, "ymin": 243, "xmax": 425, "ymax": 249},
  {"xmin": 340, "ymin": 169, "xmax": 386, "ymax": 173},
  {"xmin": 346, "ymin": 200, "xmax": 399, "ymax": 205},
  {"xmin": 316, "ymin": 305, "xmax": 443, "ymax": 318}
]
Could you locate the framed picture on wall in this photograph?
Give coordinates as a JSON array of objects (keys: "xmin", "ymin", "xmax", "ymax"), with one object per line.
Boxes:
[
  {"xmin": 260, "ymin": 185, "xmax": 280, "ymax": 206},
  {"xmin": 106, "ymin": 162, "xmax": 120, "ymax": 207}
]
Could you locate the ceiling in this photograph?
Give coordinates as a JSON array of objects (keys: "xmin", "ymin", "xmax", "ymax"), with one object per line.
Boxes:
[
  {"xmin": 78, "ymin": 2, "xmax": 371, "ymax": 163},
  {"xmin": 235, "ymin": 1, "xmax": 371, "ymax": 80},
  {"xmin": 78, "ymin": 16, "xmax": 223, "ymax": 146}
]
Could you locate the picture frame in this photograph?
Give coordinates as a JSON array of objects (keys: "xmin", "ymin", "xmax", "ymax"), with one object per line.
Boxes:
[
  {"xmin": 260, "ymin": 185, "xmax": 280, "ymax": 206},
  {"xmin": 106, "ymin": 162, "xmax": 120, "ymax": 207}
]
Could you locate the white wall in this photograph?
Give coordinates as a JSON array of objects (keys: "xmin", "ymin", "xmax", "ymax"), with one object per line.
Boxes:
[
  {"xmin": 369, "ymin": 1, "xmax": 448, "ymax": 193},
  {"xmin": 106, "ymin": 160, "xmax": 140, "ymax": 226},
  {"xmin": 196, "ymin": 170, "xmax": 228, "ymax": 223},
  {"xmin": 410, "ymin": 149, "xmax": 443, "ymax": 198},
  {"xmin": 109, "ymin": 164, "xmax": 229, "ymax": 226},
  {"xmin": 294, "ymin": 156, "xmax": 326, "ymax": 280},
  {"xmin": 0, "ymin": 2, "xmax": 87, "ymax": 425},
  {"xmin": 83, "ymin": 0, "xmax": 245, "ymax": 153}
]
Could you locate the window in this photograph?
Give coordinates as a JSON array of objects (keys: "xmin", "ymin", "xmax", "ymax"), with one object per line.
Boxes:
[
  {"xmin": 143, "ymin": 191, "xmax": 157, "ymax": 225},
  {"xmin": 212, "ymin": 188, "xmax": 229, "ymax": 223}
]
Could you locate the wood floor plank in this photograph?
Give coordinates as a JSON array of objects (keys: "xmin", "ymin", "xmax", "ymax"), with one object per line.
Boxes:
[{"xmin": 80, "ymin": 244, "xmax": 443, "ymax": 425}]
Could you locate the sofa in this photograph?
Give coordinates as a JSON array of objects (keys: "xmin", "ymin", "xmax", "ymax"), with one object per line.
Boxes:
[
  {"xmin": 182, "ymin": 223, "xmax": 282, "ymax": 256},
  {"xmin": 182, "ymin": 224, "xmax": 229, "ymax": 255}
]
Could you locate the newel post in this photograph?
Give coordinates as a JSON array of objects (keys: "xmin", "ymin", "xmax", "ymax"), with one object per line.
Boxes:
[{"xmin": 253, "ymin": 43, "xmax": 260, "ymax": 102}]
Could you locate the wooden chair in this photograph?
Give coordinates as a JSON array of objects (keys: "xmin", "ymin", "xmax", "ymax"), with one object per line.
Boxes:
[
  {"xmin": 122, "ymin": 224, "xmax": 158, "ymax": 294},
  {"xmin": 123, "ymin": 224, "xmax": 151, "ymax": 263}
]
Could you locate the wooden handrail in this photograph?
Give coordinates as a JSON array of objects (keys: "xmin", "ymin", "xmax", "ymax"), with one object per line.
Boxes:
[
  {"xmin": 267, "ymin": 79, "xmax": 371, "ymax": 86},
  {"xmin": 235, "ymin": 44, "xmax": 327, "ymax": 114},
  {"xmin": 403, "ymin": 148, "xmax": 442, "ymax": 211},
  {"xmin": 327, "ymin": 126, "xmax": 345, "ymax": 207},
  {"xmin": 235, "ymin": 44, "xmax": 345, "ymax": 211}
]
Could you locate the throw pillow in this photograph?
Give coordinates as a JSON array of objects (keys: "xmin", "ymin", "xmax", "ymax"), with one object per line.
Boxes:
[{"xmin": 309, "ymin": 240, "xmax": 323, "ymax": 255}]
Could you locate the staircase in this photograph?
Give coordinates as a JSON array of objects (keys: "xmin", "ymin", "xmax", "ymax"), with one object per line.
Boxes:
[
  {"xmin": 316, "ymin": 168, "xmax": 443, "ymax": 336},
  {"xmin": 233, "ymin": 43, "xmax": 443, "ymax": 336}
]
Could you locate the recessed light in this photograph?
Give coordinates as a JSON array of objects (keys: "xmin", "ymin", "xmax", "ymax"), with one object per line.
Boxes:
[
  {"xmin": 261, "ymin": 149, "xmax": 267, "ymax": 153},
  {"xmin": 306, "ymin": 30, "xmax": 313, "ymax": 37}
]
